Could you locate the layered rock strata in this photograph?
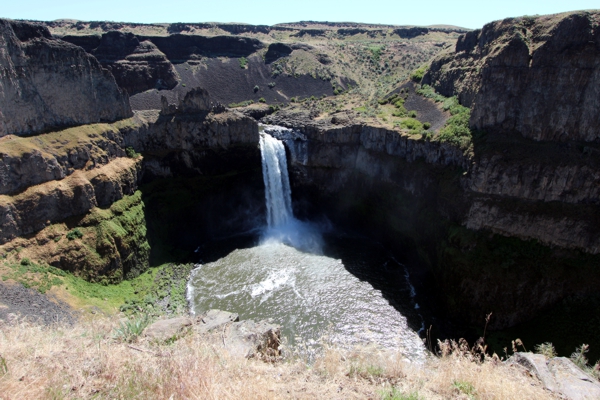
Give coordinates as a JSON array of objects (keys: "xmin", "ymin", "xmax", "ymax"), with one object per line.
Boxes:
[
  {"xmin": 422, "ymin": 10, "xmax": 600, "ymax": 142},
  {"xmin": 0, "ymin": 19, "xmax": 132, "ymax": 137}
]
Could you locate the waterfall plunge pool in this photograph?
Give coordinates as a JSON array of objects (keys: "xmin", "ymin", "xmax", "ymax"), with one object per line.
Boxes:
[{"xmin": 186, "ymin": 128, "xmax": 427, "ymax": 361}]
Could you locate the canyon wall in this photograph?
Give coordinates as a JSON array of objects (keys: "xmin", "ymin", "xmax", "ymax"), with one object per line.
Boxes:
[
  {"xmin": 422, "ymin": 10, "xmax": 600, "ymax": 142},
  {"xmin": 2, "ymin": 15, "xmax": 599, "ymax": 332},
  {"xmin": 268, "ymin": 112, "xmax": 600, "ymax": 330},
  {"xmin": 0, "ymin": 19, "xmax": 132, "ymax": 137},
  {"xmin": 0, "ymin": 80, "xmax": 260, "ymax": 281}
]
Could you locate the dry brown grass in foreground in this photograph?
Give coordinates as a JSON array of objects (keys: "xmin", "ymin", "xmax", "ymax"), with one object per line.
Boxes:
[{"xmin": 0, "ymin": 316, "xmax": 556, "ymax": 399}]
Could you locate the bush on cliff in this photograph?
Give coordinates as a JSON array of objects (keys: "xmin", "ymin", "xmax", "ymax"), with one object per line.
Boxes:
[{"xmin": 411, "ymin": 65, "xmax": 428, "ymax": 82}]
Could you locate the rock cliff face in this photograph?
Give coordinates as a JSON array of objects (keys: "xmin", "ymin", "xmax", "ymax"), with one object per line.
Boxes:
[
  {"xmin": 422, "ymin": 11, "xmax": 600, "ymax": 142},
  {"xmin": 0, "ymin": 19, "xmax": 132, "ymax": 137},
  {"xmin": 0, "ymin": 101, "xmax": 260, "ymax": 281},
  {"xmin": 62, "ymin": 32, "xmax": 179, "ymax": 95},
  {"xmin": 266, "ymin": 92, "xmax": 600, "ymax": 330}
]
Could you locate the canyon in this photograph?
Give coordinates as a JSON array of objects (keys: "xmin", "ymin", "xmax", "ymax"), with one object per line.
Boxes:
[{"xmin": 0, "ymin": 11, "xmax": 599, "ymax": 358}]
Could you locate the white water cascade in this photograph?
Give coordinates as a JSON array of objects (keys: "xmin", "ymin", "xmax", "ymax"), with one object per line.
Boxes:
[
  {"xmin": 258, "ymin": 130, "xmax": 322, "ymax": 253},
  {"xmin": 259, "ymin": 133, "xmax": 293, "ymax": 228}
]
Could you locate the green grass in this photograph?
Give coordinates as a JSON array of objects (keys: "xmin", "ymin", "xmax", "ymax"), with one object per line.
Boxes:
[
  {"xmin": 2, "ymin": 260, "xmax": 66, "ymax": 294},
  {"xmin": 239, "ymin": 57, "xmax": 248, "ymax": 69},
  {"xmin": 410, "ymin": 65, "xmax": 428, "ymax": 82},
  {"xmin": 452, "ymin": 380, "xmax": 476, "ymax": 399}
]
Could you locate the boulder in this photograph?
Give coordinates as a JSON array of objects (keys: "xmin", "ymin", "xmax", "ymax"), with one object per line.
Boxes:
[
  {"xmin": 508, "ymin": 352, "xmax": 600, "ymax": 400},
  {"xmin": 144, "ymin": 317, "xmax": 192, "ymax": 342},
  {"xmin": 194, "ymin": 309, "xmax": 239, "ymax": 334},
  {"xmin": 224, "ymin": 319, "xmax": 281, "ymax": 359}
]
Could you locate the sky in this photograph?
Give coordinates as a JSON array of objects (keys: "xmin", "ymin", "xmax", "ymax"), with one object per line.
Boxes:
[{"xmin": 3, "ymin": 0, "xmax": 599, "ymax": 29}]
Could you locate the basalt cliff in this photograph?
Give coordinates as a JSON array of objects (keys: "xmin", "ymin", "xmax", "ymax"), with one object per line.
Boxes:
[{"xmin": 0, "ymin": 12, "xmax": 599, "ymax": 340}]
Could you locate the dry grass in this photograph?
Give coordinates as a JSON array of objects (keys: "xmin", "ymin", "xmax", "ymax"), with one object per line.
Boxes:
[{"xmin": 0, "ymin": 316, "xmax": 557, "ymax": 400}]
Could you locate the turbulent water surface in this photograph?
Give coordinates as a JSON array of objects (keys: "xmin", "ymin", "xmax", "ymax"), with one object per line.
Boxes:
[{"xmin": 187, "ymin": 129, "xmax": 426, "ymax": 361}]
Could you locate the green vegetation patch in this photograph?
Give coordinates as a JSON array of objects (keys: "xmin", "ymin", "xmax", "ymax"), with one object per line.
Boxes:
[
  {"xmin": 61, "ymin": 191, "xmax": 150, "ymax": 283},
  {"xmin": 410, "ymin": 65, "xmax": 428, "ymax": 82},
  {"xmin": 416, "ymin": 85, "xmax": 473, "ymax": 148},
  {"xmin": 398, "ymin": 118, "xmax": 424, "ymax": 135},
  {"xmin": 2, "ymin": 259, "xmax": 66, "ymax": 294}
]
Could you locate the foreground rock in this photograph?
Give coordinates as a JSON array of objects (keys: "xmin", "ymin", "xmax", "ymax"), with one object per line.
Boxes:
[
  {"xmin": 144, "ymin": 310, "xmax": 281, "ymax": 359},
  {"xmin": 508, "ymin": 352, "xmax": 600, "ymax": 400},
  {"xmin": 144, "ymin": 316, "xmax": 192, "ymax": 342}
]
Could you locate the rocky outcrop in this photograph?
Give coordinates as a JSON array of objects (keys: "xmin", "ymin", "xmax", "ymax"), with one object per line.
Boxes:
[
  {"xmin": 0, "ymin": 120, "xmax": 133, "ymax": 196},
  {"xmin": 264, "ymin": 43, "xmax": 293, "ymax": 63},
  {"xmin": 145, "ymin": 310, "xmax": 281, "ymax": 359},
  {"xmin": 62, "ymin": 31, "xmax": 179, "ymax": 95},
  {"xmin": 0, "ymin": 157, "xmax": 141, "ymax": 244},
  {"xmin": 508, "ymin": 352, "xmax": 600, "ymax": 400},
  {"xmin": 138, "ymin": 34, "xmax": 264, "ymax": 60},
  {"xmin": 422, "ymin": 11, "xmax": 600, "ymax": 142},
  {"xmin": 0, "ymin": 19, "xmax": 131, "ymax": 137}
]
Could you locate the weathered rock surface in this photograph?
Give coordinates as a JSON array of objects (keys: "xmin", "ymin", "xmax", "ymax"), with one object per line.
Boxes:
[
  {"xmin": 224, "ymin": 320, "xmax": 281, "ymax": 359},
  {"xmin": 0, "ymin": 103, "xmax": 259, "ymax": 281},
  {"xmin": 423, "ymin": 11, "xmax": 600, "ymax": 142},
  {"xmin": 266, "ymin": 97, "xmax": 600, "ymax": 329},
  {"xmin": 144, "ymin": 317, "xmax": 192, "ymax": 341},
  {"xmin": 145, "ymin": 310, "xmax": 280, "ymax": 358},
  {"xmin": 509, "ymin": 352, "xmax": 600, "ymax": 400},
  {"xmin": 0, "ymin": 19, "xmax": 131, "ymax": 137},
  {"xmin": 194, "ymin": 309, "xmax": 239, "ymax": 333},
  {"xmin": 62, "ymin": 31, "xmax": 179, "ymax": 95},
  {"xmin": 0, "ymin": 157, "xmax": 141, "ymax": 245}
]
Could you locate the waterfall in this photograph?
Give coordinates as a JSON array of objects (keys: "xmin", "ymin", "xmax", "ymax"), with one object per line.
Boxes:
[
  {"xmin": 258, "ymin": 129, "xmax": 323, "ymax": 253},
  {"xmin": 260, "ymin": 133, "xmax": 293, "ymax": 228}
]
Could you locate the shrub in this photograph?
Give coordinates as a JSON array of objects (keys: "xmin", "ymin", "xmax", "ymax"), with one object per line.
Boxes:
[
  {"xmin": 268, "ymin": 82, "xmax": 276, "ymax": 88},
  {"xmin": 409, "ymin": 110, "xmax": 417, "ymax": 118},
  {"xmin": 399, "ymin": 118, "xmax": 424, "ymax": 135},
  {"xmin": 416, "ymin": 84, "xmax": 445, "ymax": 102},
  {"xmin": 239, "ymin": 57, "xmax": 248, "ymax": 69},
  {"xmin": 112, "ymin": 314, "xmax": 152, "ymax": 343},
  {"xmin": 259, "ymin": 97, "xmax": 266, "ymax": 103},
  {"xmin": 411, "ymin": 65, "xmax": 428, "ymax": 82},
  {"xmin": 534, "ymin": 342, "xmax": 557, "ymax": 358},
  {"xmin": 66, "ymin": 228, "xmax": 83, "ymax": 241},
  {"xmin": 423, "ymin": 122, "xmax": 431, "ymax": 130},
  {"xmin": 253, "ymin": 85, "xmax": 259, "ymax": 92},
  {"xmin": 20, "ymin": 258, "xmax": 31, "ymax": 266},
  {"xmin": 125, "ymin": 147, "xmax": 139, "ymax": 158}
]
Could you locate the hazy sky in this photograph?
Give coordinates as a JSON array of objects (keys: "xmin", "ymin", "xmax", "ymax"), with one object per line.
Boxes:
[{"xmin": 3, "ymin": 0, "xmax": 598, "ymax": 29}]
